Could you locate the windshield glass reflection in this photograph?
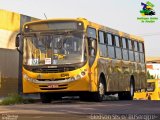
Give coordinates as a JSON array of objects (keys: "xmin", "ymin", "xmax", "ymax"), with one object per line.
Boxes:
[{"xmin": 23, "ymin": 32, "xmax": 85, "ymax": 66}]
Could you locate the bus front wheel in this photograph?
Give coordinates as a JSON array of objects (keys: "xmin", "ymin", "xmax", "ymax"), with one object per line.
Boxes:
[{"xmin": 93, "ymin": 77, "xmax": 105, "ymax": 102}]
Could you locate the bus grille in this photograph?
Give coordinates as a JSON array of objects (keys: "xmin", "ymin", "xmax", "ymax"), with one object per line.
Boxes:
[
  {"xmin": 30, "ymin": 67, "xmax": 76, "ymax": 73},
  {"xmin": 37, "ymin": 78, "xmax": 69, "ymax": 81}
]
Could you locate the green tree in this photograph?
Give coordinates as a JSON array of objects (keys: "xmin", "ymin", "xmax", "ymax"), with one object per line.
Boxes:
[{"xmin": 147, "ymin": 71, "xmax": 155, "ymax": 79}]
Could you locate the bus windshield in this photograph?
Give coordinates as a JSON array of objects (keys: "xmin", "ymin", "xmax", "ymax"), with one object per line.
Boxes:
[
  {"xmin": 23, "ymin": 31, "xmax": 86, "ymax": 66},
  {"xmin": 147, "ymin": 82, "xmax": 155, "ymax": 92}
]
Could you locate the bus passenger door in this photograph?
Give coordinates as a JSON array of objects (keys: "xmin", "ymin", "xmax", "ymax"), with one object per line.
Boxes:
[{"xmin": 87, "ymin": 27, "xmax": 98, "ymax": 92}]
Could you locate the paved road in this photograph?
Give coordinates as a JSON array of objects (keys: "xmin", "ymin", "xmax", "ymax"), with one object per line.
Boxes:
[{"xmin": 0, "ymin": 100, "xmax": 160, "ymax": 120}]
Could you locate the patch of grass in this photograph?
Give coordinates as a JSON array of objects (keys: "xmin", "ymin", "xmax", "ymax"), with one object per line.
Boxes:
[
  {"xmin": 0, "ymin": 94, "xmax": 36, "ymax": 105},
  {"xmin": 23, "ymin": 98, "xmax": 36, "ymax": 104},
  {"xmin": 0, "ymin": 94, "xmax": 23, "ymax": 105}
]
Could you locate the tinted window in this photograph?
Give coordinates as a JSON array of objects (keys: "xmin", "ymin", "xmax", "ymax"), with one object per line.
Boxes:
[
  {"xmin": 140, "ymin": 53, "xmax": 145, "ymax": 63},
  {"xmin": 122, "ymin": 49, "xmax": 129, "ymax": 60},
  {"xmin": 99, "ymin": 44, "xmax": 107, "ymax": 57},
  {"xmin": 139, "ymin": 42, "xmax": 144, "ymax": 52},
  {"xmin": 134, "ymin": 41, "xmax": 138, "ymax": 51},
  {"xmin": 115, "ymin": 36, "xmax": 120, "ymax": 47},
  {"xmin": 99, "ymin": 31, "xmax": 105, "ymax": 43},
  {"xmin": 129, "ymin": 51, "xmax": 134, "ymax": 61},
  {"xmin": 87, "ymin": 27, "xmax": 96, "ymax": 39},
  {"xmin": 135, "ymin": 52, "xmax": 139, "ymax": 62},
  {"xmin": 116, "ymin": 48, "xmax": 122, "ymax": 59},
  {"xmin": 108, "ymin": 46, "xmax": 115, "ymax": 58},
  {"xmin": 128, "ymin": 39, "xmax": 133, "ymax": 50},
  {"xmin": 122, "ymin": 38, "xmax": 127, "ymax": 48},
  {"xmin": 107, "ymin": 34, "xmax": 113, "ymax": 45}
]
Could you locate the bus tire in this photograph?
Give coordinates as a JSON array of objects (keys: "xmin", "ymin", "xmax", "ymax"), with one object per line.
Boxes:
[
  {"xmin": 118, "ymin": 80, "xmax": 134, "ymax": 100},
  {"xmin": 126, "ymin": 80, "xmax": 134, "ymax": 100},
  {"xmin": 40, "ymin": 93, "xmax": 52, "ymax": 103},
  {"xmin": 93, "ymin": 76, "xmax": 105, "ymax": 102}
]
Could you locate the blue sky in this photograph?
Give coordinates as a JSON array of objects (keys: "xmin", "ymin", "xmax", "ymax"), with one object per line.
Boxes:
[{"xmin": 0, "ymin": 0, "xmax": 160, "ymax": 57}]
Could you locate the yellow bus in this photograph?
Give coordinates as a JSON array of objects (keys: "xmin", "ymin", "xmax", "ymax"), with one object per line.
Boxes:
[
  {"xmin": 134, "ymin": 79, "xmax": 160, "ymax": 100},
  {"xmin": 15, "ymin": 18, "xmax": 147, "ymax": 103}
]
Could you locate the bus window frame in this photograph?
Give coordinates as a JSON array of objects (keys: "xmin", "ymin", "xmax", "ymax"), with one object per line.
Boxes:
[
  {"xmin": 128, "ymin": 39, "xmax": 135, "ymax": 62},
  {"xmin": 114, "ymin": 35, "xmax": 122, "ymax": 60},
  {"xmin": 122, "ymin": 37, "xmax": 129, "ymax": 61},
  {"xmin": 98, "ymin": 30, "xmax": 107, "ymax": 57},
  {"xmin": 106, "ymin": 33, "xmax": 116, "ymax": 59},
  {"xmin": 134, "ymin": 41, "xmax": 140, "ymax": 62},
  {"xmin": 139, "ymin": 42, "xmax": 145, "ymax": 63}
]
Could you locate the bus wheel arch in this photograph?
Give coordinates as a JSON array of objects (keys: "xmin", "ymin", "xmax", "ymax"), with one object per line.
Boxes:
[
  {"xmin": 99, "ymin": 73, "xmax": 106, "ymax": 93},
  {"xmin": 92, "ymin": 72, "xmax": 106, "ymax": 102},
  {"xmin": 118, "ymin": 75, "xmax": 135, "ymax": 100}
]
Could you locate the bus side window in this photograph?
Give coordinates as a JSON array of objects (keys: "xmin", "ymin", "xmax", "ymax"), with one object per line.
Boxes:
[
  {"xmin": 115, "ymin": 35, "xmax": 122, "ymax": 59},
  {"xmin": 134, "ymin": 41, "xmax": 140, "ymax": 62},
  {"xmin": 122, "ymin": 38, "xmax": 129, "ymax": 61},
  {"xmin": 107, "ymin": 33, "xmax": 115, "ymax": 58},
  {"xmin": 87, "ymin": 27, "xmax": 96, "ymax": 39},
  {"xmin": 139, "ymin": 42, "xmax": 145, "ymax": 63},
  {"xmin": 98, "ymin": 31, "xmax": 107, "ymax": 57},
  {"xmin": 128, "ymin": 39, "xmax": 134, "ymax": 61}
]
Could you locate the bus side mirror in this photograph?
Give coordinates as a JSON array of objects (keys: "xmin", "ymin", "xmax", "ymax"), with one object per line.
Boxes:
[
  {"xmin": 15, "ymin": 33, "xmax": 23, "ymax": 54},
  {"xmin": 16, "ymin": 36, "xmax": 19, "ymax": 48},
  {"xmin": 15, "ymin": 33, "xmax": 22, "ymax": 48}
]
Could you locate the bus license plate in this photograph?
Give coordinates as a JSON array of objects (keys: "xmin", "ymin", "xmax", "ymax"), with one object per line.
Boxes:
[{"xmin": 48, "ymin": 84, "xmax": 59, "ymax": 88}]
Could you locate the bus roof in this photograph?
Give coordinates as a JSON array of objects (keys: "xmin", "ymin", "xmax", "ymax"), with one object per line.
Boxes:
[
  {"xmin": 24, "ymin": 18, "xmax": 144, "ymax": 42},
  {"xmin": 83, "ymin": 18, "xmax": 143, "ymax": 42}
]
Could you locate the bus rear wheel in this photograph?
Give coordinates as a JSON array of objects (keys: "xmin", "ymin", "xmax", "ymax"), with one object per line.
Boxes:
[
  {"xmin": 40, "ymin": 93, "xmax": 52, "ymax": 103},
  {"xmin": 118, "ymin": 81, "xmax": 134, "ymax": 100}
]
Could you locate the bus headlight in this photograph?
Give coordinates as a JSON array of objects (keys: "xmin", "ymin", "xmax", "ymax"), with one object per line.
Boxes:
[
  {"xmin": 70, "ymin": 71, "xmax": 86, "ymax": 81},
  {"xmin": 23, "ymin": 74, "xmax": 37, "ymax": 83},
  {"xmin": 76, "ymin": 75, "xmax": 81, "ymax": 80},
  {"xmin": 70, "ymin": 77, "xmax": 75, "ymax": 81}
]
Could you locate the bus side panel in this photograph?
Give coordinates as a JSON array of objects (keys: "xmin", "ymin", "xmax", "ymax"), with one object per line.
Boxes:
[
  {"xmin": 120, "ymin": 61, "xmax": 130, "ymax": 91},
  {"xmin": 97, "ymin": 58, "xmax": 122, "ymax": 92},
  {"xmin": 140, "ymin": 63, "xmax": 147, "ymax": 90}
]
